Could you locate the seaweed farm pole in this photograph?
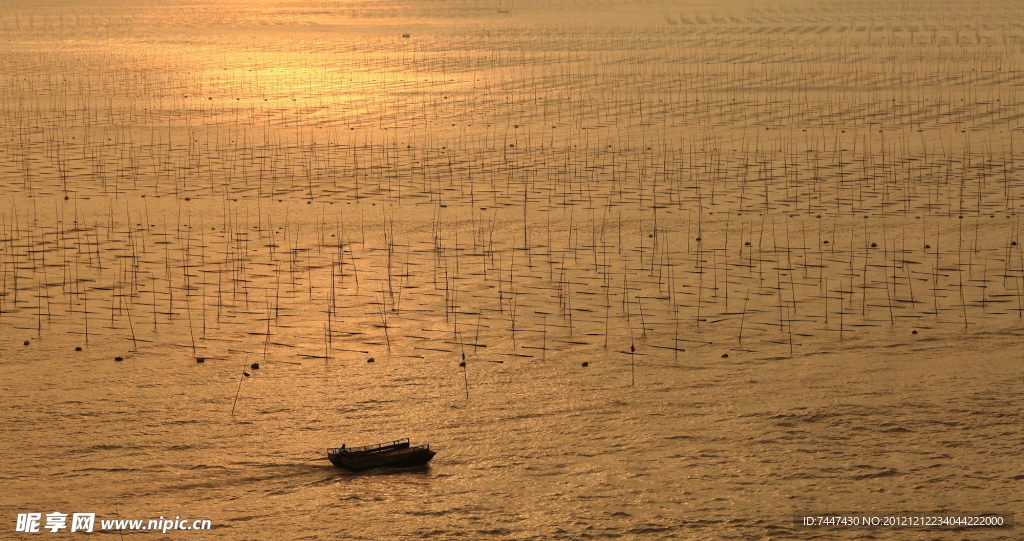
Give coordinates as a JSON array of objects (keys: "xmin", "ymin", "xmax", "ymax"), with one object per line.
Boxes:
[
  {"xmin": 263, "ymin": 300, "xmax": 272, "ymax": 360},
  {"xmin": 83, "ymin": 290, "xmax": 90, "ymax": 344},
  {"xmin": 824, "ymin": 277, "xmax": 828, "ymax": 324},
  {"xmin": 738, "ymin": 289, "xmax": 749, "ymax": 345},
  {"xmin": 839, "ymin": 286, "xmax": 845, "ymax": 340},
  {"xmin": 379, "ymin": 289, "xmax": 391, "ymax": 353},
  {"xmin": 328, "ymin": 258, "xmax": 335, "ymax": 347},
  {"xmin": 672, "ymin": 303, "xmax": 681, "ymax": 361},
  {"xmin": 231, "ymin": 356, "xmax": 250, "ymax": 416},
  {"xmin": 636, "ymin": 295, "xmax": 647, "ymax": 337},
  {"xmin": 122, "ymin": 296, "xmax": 138, "ymax": 352},
  {"xmin": 542, "ymin": 314, "xmax": 547, "ymax": 361},
  {"xmin": 508, "ymin": 288, "xmax": 517, "ymax": 349},
  {"xmin": 696, "ymin": 235, "xmax": 703, "ymax": 329},
  {"xmin": 459, "ymin": 359, "xmax": 468, "ymax": 399},
  {"xmin": 474, "ymin": 310, "xmax": 482, "ymax": 354},
  {"xmin": 186, "ymin": 294, "xmax": 197, "ymax": 356},
  {"xmin": 107, "ymin": 500, "xmax": 129, "ymax": 541},
  {"xmin": 981, "ymin": 260, "xmax": 988, "ymax": 314},
  {"xmin": 630, "ymin": 342, "xmax": 635, "ymax": 388},
  {"xmin": 1016, "ymin": 274, "xmax": 1023, "ymax": 318}
]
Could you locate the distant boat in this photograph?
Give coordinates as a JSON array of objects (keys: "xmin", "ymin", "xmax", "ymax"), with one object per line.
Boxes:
[{"xmin": 327, "ymin": 438, "xmax": 436, "ymax": 471}]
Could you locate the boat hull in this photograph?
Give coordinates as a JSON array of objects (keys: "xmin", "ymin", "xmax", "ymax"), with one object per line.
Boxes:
[{"xmin": 327, "ymin": 440, "xmax": 436, "ymax": 471}]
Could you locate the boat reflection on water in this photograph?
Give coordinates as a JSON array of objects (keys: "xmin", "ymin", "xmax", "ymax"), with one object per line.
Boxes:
[{"xmin": 327, "ymin": 438, "xmax": 436, "ymax": 472}]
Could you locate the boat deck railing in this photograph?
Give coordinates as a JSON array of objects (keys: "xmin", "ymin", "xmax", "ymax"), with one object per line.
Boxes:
[{"xmin": 328, "ymin": 438, "xmax": 410, "ymax": 455}]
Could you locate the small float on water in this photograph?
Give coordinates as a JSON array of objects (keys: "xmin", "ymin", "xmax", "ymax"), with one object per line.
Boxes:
[{"xmin": 327, "ymin": 438, "xmax": 436, "ymax": 471}]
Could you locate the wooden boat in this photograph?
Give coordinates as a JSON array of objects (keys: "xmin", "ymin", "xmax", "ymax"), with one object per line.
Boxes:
[{"xmin": 327, "ymin": 438, "xmax": 436, "ymax": 471}]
